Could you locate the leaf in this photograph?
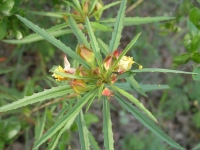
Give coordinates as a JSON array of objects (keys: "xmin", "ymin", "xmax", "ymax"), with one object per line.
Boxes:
[
  {"xmin": 0, "ymin": 0, "xmax": 15, "ymax": 14},
  {"xmin": 85, "ymin": 17, "xmax": 102, "ymax": 67},
  {"xmin": 187, "ymin": 19, "xmax": 198, "ymax": 36},
  {"xmin": 130, "ymin": 68, "xmax": 198, "ymax": 75},
  {"xmin": 108, "ymin": 0, "xmax": 127, "ymax": 53},
  {"xmin": 73, "ymin": 0, "xmax": 84, "ymax": 15},
  {"xmin": 103, "ymin": 96, "xmax": 114, "ymax": 150},
  {"xmin": 33, "ymin": 89, "xmax": 97, "ymax": 149},
  {"xmin": 85, "ymin": 91, "xmax": 97, "ymax": 113},
  {"xmin": 192, "ymin": 143, "xmax": 200, "ymax": 150},
  {"xmin": 193, "ymin": 66, "xmax": 200, "ymax": 80},
  {"xmin": 88, "ymin": 0, "xmax": 97, "ymax": 14},
  {"xmin": 126, "ymin": 76, "xmax": 147, "ymax": 97},
  {"xmin": 3, "ymin": 29, "xmax": 72, "ymax": 44},
  {"xmin": 173, "ymin": 53, "xmax": 191, "ymax": 67},
  {"xmin": 110, "ymin": 33, "xmax": 141, "ymax": 71},
  {"xmin": 91, "ymin": 22, "xmax": 113, "ymax": 32},
  {"xmin": 91, "ymin": 1, "xmax": 121, "ymax": 17},
  {"xmin": 111, "ymin": 85, "xmax": 157, "ymax": 123},
  {"xmin": 34, "ymin": 110, "xmax": 47, "ymax": 150},
  {"xmin": 16, "ymin": 15, "xmax": 90, "ymax": 69},
  {"xmin": 189, "ymin": 7, "xmax": 200, "ymax": 29},
  {"xmin": 191, "ymin": 52, "xmax": 200, "ymax": 63},
  {"xmin": 54, "ymin": 99, "xmax": 75, "ymax": 121},
  {"xmin": 28, "ymin": 11, "xmax": 63, "ymax": 17},
  {"xmin": 100, "ymin": 16, "xmax": 175, "ymax": 26},
  {"xmin": 88, "ymin": 132, "xmax": 100, "ymax": 150},
  {"xmin": 0, "ymin": 20, "xmax": 7, "ymax": 40},
  {"xmin": 114, "ymin": 82, "xmax": 170, "ymax": 92},
  {"xmin": 46, "ymin": 112, "xmax": 77, "ymax": 150},
  {"xmin": 0, "ymin": 85, "xmax": 73, "ymax": 112},
  {"xmin": 4, "ymin": 121, "xmax": 21, "ymax": 141},
  {"xmin": 68, "ymin": 17, "xmax": 90, "ymax": 48},
  {"xmin": 97, "ymin": 38, "xmax": 108, "ymax": 55},
  {"xmin": 77, "ymin": 110, "xmax": 90, "ymax": 150},
  {"xmin": 115, "ymin": 94, "xmax": 185, "ymax": 150},
  {"xmin": 0, "ymin": 67, "xmax": 14, "ymax": 75}
]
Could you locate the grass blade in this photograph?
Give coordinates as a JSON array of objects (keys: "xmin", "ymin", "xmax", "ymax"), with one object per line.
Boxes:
[
  {"xmin": 16, "ymin": 15, "xmax": 90, "ymax": 69},
  {"xmin": 0, "ymin": 85, "xmax": 73, "ymax": 112},
  {"xmin": 77, "ymin": 110, "xmax": 90, "ymax": 150},
  {"xmin": 108, "ymin": 0, "xmax": 127, "ymax": 53},
  {"xmin": 115, "ymin": 94, "xmax": 184, "ymax": 150},
  {"xmin": 33, "ymin": 89, "xmax": 97, "ymax": 149},
  {"xmin": 103, "ymin": 96, "xmax": 114, "ymax": 150},
  {"xmin": 111, "ymin": 85, "xmax": 157, "ymax": 123}
]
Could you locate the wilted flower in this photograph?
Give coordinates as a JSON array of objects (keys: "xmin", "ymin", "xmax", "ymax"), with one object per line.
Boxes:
[
  {"xmin": 52, "ymin": 66, "xmax": 68, "ymax": 81},
  {"xmin": 118, "ymin": 56, "xmax": 134, "ymax": 72}
]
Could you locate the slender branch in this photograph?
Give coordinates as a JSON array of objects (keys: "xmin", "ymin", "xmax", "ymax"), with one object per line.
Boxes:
[{"xmin": 125, "ymin": 0, "xmax": 143, "ymax": 14}]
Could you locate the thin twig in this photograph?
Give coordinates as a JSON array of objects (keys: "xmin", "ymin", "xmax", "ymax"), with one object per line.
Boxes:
[{"xmin": 125, "ymin": 0, "xmax": 143, "ymax": 14}]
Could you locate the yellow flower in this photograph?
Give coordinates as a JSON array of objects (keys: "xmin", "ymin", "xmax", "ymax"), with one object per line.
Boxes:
[
  {"xmin": 52, "ymin": 66, "xmax": 68, "ymax": 81},
  {"xmin": 118, "ymin": 56, "xmax": 134, "ymax": 72}
]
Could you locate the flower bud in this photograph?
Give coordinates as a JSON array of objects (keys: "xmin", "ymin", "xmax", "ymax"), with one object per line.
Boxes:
[
  {"xmin": 110, "ymin": 73, "xmax": 117, "ymax": 84},
  {"xmin": 118, "ymin": 56, "xmax": 134, "ymax": 72},
  {"xmin": 102, "ymin": 87, "xmax": 113, "ymax": 97},
  {"xmin": 83, "ymin": 1, "xmax": 89, "ymax": 15},
  {"xmin": 103, "ymin": 55, "xmax": 117, "ymax": 71},
  {"xmin": 70, "ymin": 79, "xmax": 87, "ymax": 94},
  {"xmin": 78, "ymin": 45, "xmax": 95, "ymax": 66},
  {"xmin": 94, "ymin": 1, "xmax": 103, "ymax": 20},
  {"xmin": 113, "ymin": 49, "xmax": 122, "ymax": 58}
]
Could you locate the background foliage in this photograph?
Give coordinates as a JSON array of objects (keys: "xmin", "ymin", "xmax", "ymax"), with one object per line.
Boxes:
[{"xmin": 1, "ymin": 0, "xmax": 200, "ymax": 149}]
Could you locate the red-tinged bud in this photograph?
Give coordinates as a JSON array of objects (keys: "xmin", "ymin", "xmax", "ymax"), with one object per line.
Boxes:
[
  {"xmin": 103, "ymin": 55, "xmax": 117, "ymax": 71},
  {"xmin": 110, "ymin": 73, "xmax": 117, "ymax": 84},
  {"xmin": 73, "ymin": 10, "xmax": 80, "ymax": 16},
  {"xmin": 78, "ymin": 45, "xmax": 95, "ymax": 66},
  {"xmin": 102, "ymin": 87, "xmax": 113, "ymax": 97},
  {"xmin": 113, "ymin": 49, "xmax": 122, "ymax": 58},
  {"xmin": 70, "ymin": 79, "xmax": 87, "ymax": 94}
]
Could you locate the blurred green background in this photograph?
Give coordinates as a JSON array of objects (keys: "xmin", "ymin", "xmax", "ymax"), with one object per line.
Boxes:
[{"xmin": 0, "ymin": 0, "xmax": 200, "ymax": 149}]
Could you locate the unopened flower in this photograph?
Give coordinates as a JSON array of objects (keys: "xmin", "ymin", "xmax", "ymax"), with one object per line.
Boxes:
[
  {"xmin": 102, "ymin": 87, "xmax": 113, "ymax": 97},
  {"xmin": 78, "ymin": 45, "xmax": 95, "ymax": 66},
  {"xmin": 70, "ymin": 79, "xmax": 87, "ymax": 94},
  {"xmin": 103, "ymin": 55, "xmax": 117, "ymax": 71},
  {"xmin": 118, "ymin": 56, "xmax": 134, "ymax": 72}
]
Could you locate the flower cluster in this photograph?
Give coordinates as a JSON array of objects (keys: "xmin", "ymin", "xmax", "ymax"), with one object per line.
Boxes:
[{"xmin": 52, "ymin": 45, "xmax": 142, "ymax": 97}]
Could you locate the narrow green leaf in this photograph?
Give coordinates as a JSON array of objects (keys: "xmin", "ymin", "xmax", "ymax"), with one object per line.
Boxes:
[
  {"xmin": 110, "ymin": 33, "xmax": 141, "ymax": 72},
  {"xmin": 85, "ymin": 17, "xmax": 102, "ymax": 67},
  {"xmin": 68, "ymin": 17, "xmax": 90, "ymax": 48},
  {"xmin": 91, "ymin": 1, "xmax": 121, "ymax": 18},
  {"xmin": 34, "ymin": 110, "xmax": 47, "ymax": 150},
  {"xmin": 0, "ymin": 67, "xmax": 14, "ymax": 75},
  {"xmin": 33, "ymin": 89, "xmax": 97, "ymax": 149},
  {"xmin": 0, "ymin": 85, "xmax": 73, "ymax": 112},
  {"xmin": 3, "ymin": 29, "xmax": 72, "ymax": 44},
  {"xmin": 100, "ymin": 16, "xmax": 175, "ymax": 26},
  {"xmin": 0, "ymin": 20, "xmax": 7, "ymax": 40},
  {"xmin": 46, "ymin": 113, "xmax": 77, "ymax": 150},
  {"xmin": 88, "ymin": 0, "xmax": 97, "ymax": 14},
  {"xmin": 85, "ymin": 92, "xmax": 97, "ymax": 113},
  {"xmin": 73, "ymin": 0, "xmax": 84, "ymax": 15},
  {"xmin": 115, "ymin": 94, "xmax": 184, "ymax": 150},
  {"xmin": 97, "ymin": 38, "xmax": 108, "ymax": 55},
  {"xmin": 103, "ymin": 96, "xmax": 114, "ymax": 150},
  {"xmin": 126, "ymin": 76, "xmax": 147, "ymax": 97},
  {"xmin": 77, "ymin": 110, "xmax": 90, "ymax": 150},
  {"xmin": 111, "ymin": 85, "xmax": 157, "ymax": 123},
  {"xmin": 16, "ymin": 15, "xmax": 90, "ymax": 68},
  {"xmin": 192, "ymin": 143, "xmax": 200, "ymax": 150},
  {"xmin": 88, "ymin": 132, "xmax": 100, "ymax": 150},
  {"xmin": 108, "ymin": 0, "xmax": 127, "ymax": 53},
  {"xmin": 54, "ymin": 98, "xmax": 75, "ymax": 121},
  {"xmin": 130, "ymin": 68, "xmax": 198, "ymax": 75},
  {"xmin": 91, "ymin": 22, "xmax": 113, "ymax": 32},
  {"xmin": 28, "ymin": 11, "xmax": 63, "ymax": 18},
  {"xmin": 114, "ymin": 82, "xmax": 170, "ymax": 92},
  {"xmin": 193, "ymin": 67, "xmax": 200, "ymax": 80}
]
